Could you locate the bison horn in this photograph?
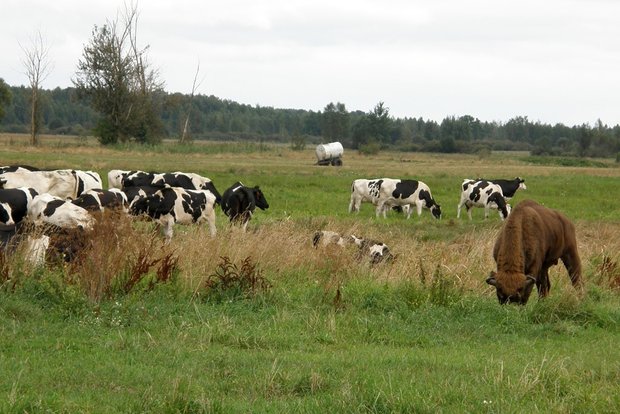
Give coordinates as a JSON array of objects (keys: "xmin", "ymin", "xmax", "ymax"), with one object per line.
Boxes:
[
  {"xmin": 525, "ymin": 275, "xmax": 536, "ymax": 287},
  {"xmin": 486, "ymin": 276, "xmax": 497, "ymax": 286}
]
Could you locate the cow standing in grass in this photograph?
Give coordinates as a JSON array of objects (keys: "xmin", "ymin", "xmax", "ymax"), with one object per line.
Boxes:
[
  {"xmin": 222, "ymin": 182, "xmax": 269, "ymax": 231},
  {"xmin": 458, "ymin": 179, "xmax": 511, "ymax": 220},
  {"xmin": 374, "ymin": 179, "xmax": 441, "ymax": 219}
]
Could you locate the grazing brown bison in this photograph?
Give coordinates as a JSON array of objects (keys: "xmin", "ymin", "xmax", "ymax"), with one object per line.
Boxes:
[{"xmin": 486, "ymin": 199, "xmax": 582, "ymax": 304}]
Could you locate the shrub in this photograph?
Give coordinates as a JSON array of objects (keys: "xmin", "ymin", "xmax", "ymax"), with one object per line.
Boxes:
[{"xmin": 203, "ymin": 256, "xmax": 271, "ymax": 301}]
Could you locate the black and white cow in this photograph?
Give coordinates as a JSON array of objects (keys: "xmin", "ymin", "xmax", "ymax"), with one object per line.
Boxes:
[
  {"xmin": 375, "ymin": 179, "xmax": 441, "ymax": 219},
  {"xmin": 71, "ymin": 188, "xmax": 128, "ymax": 212},
  {"xmin": 129, "ymin": 187, "xmax": 217, "ymax": 243},
  {"xmin": 350, "ymin": 235, "xmax": 394, "ymax": 264},
  {"xmin": 28, "ymin": 193, "xmax": 95, "ymax": 230},
  {"xmin": 475, "ymin": 177, "xmax": 526, "ymax": 200},
  {"xmin": 221, "ymin": 182, "xmax": 269, "ymax": 231},
  {"xmin": 457, "ymin": 179, "xmax": 511, "ymax": 220},
  {"xmin": 349, "ymin": 179, "xmax": 412, "ymax": 216},
  {"xmin": 113, "ymin": 170, "xmax": 222, "ymax": 204},
  {"xmin": 0, "ymin": 187, "xmax": 39, "ymax": 227},
  {"xmin": 0, "ymin": 169, "xmax": 102, "ymax": 199}
]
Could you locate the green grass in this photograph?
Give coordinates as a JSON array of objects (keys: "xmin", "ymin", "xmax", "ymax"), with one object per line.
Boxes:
[{"xmin": 1, "ymin": 140, "xmax": 620, "ymax": 412}]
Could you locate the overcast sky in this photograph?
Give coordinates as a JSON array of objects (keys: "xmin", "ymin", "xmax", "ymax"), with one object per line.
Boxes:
[{"xmin": 2, "ymin": 0, "xmax": 620, "ymax": 126}]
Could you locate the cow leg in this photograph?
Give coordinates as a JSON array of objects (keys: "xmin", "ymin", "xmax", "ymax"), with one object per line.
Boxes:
[
  {"xmin": 457, "ymin": 202, "xmax": 462, "ymax": 219},
  {"xmin": 206, "ymin": 206, "xmax": 217, "ymax": 237},
  {"xmin": 467, "ymin": 205, "xmax": 473, "ymax": 220},
  {"xmin": 159, "ymin": 216, "xmax": 174, "ymax": 244},
  {"xmin": 375, "ymin": 201, "xmax": 385, "ymax": 218},
  {"xmin": 348, "ymin": 196, "xmax": 359, "ymax": 213},
  {"xmin": 416, "ymin": 203, "xmax": 423, "ymax": 217},
  {"xmin": 484, "ymin": 206, "xmax": 490, "ymax": 219}
]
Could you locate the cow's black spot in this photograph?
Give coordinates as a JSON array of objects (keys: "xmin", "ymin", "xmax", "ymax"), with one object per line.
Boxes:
[{"xmin": 392, "ymin": 180, "xmax": 419, "ymax": 199}]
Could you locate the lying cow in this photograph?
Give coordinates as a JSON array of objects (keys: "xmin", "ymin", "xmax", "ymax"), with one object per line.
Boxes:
[
  {"xmin": 27, "ymin": 193, "xmax": 95, "ymax": 230},
  {"xmin": 475, "ymin": 177, "xmax": 526, "ymax": 200},
  {"xmin": 312, "ymin": 230, "xmax": 349, "ymax": 248},
  {"xmin": 129, "ymin": 187, "xmax": 217, "ymax": 243},
  {"xmin": 486, "ymin": 199, "xmax": 582, "ymax": 304},
  {"xmin": 221, "ymin": 182, "xmax": 269, "ymax": 231},
  {"xmin": 112, "ymin": 170, "xmax": 222, "ymax": 204},
  {"xmin": 0, "ymin": 169, "xmax": 103, "ymax": 199},
  {"xmin": 457, "ymin": 179, "xmax": 511, "ymax": 220},
  {"xmin": 71, "ymin": 188, "xmax": 128, "ymax": 212},
  {"xmin": 350, "ymin": 235, "xmax": 394, "ymax": 264},
  {"xmin": 312, "ymin": 230, "xmax": 394, "ymax": 264},
  {"xmin": 374, "ymin": 179, "xmax": 441, "ymax": 219}
]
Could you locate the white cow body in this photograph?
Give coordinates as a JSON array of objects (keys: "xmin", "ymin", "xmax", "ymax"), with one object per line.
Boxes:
[
  {"xmin": 0, "ymin": 170, "xmax": 102, "ymax": 199},
  {"xmin": 28, "ymin": 193, "xmax": 94, "ymax": 230}
]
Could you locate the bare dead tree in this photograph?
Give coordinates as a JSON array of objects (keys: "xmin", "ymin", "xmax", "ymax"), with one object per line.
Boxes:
[
  {"xmin": 180, "ymin": 62, "xmax": 204, "ymax": 143},
  {"xmin": 20, "ymin": 31, "xmax": 52, "ymax": 146}
]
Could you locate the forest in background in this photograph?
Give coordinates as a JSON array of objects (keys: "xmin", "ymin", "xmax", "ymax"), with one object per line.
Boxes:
[{"xmin": 1, "ymin": 84, "xmax": 620, "ymax": 158}]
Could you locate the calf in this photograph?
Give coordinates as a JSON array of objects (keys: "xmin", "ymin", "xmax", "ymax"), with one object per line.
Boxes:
[
  {"xmin": 71, "ymin": 189, "xmax": 128, "ymax": 212},
  {"xmin": 475, "ymin": 177, "xmax": 526, "ymax": 199},
  {"xmin": 487, "ymin": 199, "xmax": 582, "ymax": 304},
  {"xmin": 28, "ymin": 193, "xmax": 95, "ymax": 230},
  {"xmin": 375, "ymin": 179, "xmax": 441, "ymax": 219},
  {"xmin": 0, "ymin": 169, "xmax": 102, "ymax": 199},
  {"xmin": 116, "ymin": 170, "xmax": 221, "ymax": 204},
  {"xmin": 221, "ymin": 182, "xmax": 269, "ymax": 231},
  {"xmin": 129, "ymin": 187, "xmax": 217, "ymax": 243},
  {"xmin": 457, "ymin": 179, "xmax": 511, "ymax": 220}
]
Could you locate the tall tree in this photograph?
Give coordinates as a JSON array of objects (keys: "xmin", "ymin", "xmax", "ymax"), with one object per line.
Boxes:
[
  {"xmin": 321, "ymin": 102, "xmax": 349, "ymax": 142},
  {"xmin": 0, "ymin": 78, "xmax": 11, "ymax": 120},
  {"xmin": 21, "ymin": 31, "xmax": 52, "ymax": 145},
  {"xmin": 73, "ymin": 1, "xmax": 163, "ymax": 144}
]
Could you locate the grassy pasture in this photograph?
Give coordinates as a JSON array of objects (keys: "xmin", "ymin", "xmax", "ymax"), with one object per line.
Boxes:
[{"xmin": 1, "ymin": 134, "xmax": 620, "ymax": 413}]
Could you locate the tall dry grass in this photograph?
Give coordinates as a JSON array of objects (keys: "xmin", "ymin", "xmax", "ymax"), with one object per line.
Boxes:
[{"xmin": 171, "ymin": 218, "xmax": 620, "ymax": 298}]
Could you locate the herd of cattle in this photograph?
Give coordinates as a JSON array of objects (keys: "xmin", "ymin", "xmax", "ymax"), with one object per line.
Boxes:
[
  {"xmin": 0, "ymin": 165, "xmax": 269, "ymax": 264},
  {"xmin": 1, "ymin": 164, "xmax": 582, "ymax": 305}
]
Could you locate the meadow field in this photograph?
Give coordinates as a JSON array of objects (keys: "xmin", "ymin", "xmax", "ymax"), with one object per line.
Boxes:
[{"xmin": 1, "ymin": 134, "xmax": 620, "ymax": 413}]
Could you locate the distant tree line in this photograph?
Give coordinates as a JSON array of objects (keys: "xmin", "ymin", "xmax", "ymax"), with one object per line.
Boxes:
[{"xmin": 1, "ymin": 83, "xmax": 620, "ymax": 158}]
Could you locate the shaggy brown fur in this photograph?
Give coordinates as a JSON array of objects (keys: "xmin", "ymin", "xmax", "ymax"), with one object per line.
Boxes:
[{"xmin": 487, "ymin": 199, "xmax": 582, "ymax": 304}]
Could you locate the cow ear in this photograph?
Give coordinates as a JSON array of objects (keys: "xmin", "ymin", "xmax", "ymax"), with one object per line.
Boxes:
[{"xmin": 486, "ymin": 271, "xmax": 497, "ymax": 286}]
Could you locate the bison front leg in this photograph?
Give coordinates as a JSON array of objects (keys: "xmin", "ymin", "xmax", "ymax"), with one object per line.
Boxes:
[{"xmin": 537, "ymin": 267, "xmax": 551, "ymax": 297}]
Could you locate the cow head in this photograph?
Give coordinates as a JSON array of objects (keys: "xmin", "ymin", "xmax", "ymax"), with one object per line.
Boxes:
[
  {"xmin": 430, "ymin": 203, "xmax": 442, "ymax": 219},
  {"xmin": 252, "ymin": 186, "xmax": 269, "ymax": 210},
  {"xmin": 486, "ymin": 271, "xmax": 536, "ymax": 305},
  {"xmin": 516, "ymin": 177, "xmax": 527, "ymax": 190},
  {"xmin": 0, "ymin": 204, "xmax": 12, "ymax": 225}
]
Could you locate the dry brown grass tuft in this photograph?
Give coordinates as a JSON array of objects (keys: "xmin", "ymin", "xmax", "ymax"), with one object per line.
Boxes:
[{"xmin": 61, "ymin": 210, "xmax": 178, "ymax": 301}]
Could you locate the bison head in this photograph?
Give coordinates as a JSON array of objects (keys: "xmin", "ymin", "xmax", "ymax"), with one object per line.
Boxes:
[{"xmin": 486, "ymin": 271, "xmax": 536, "ymax": 305}]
